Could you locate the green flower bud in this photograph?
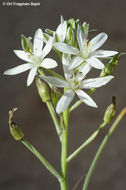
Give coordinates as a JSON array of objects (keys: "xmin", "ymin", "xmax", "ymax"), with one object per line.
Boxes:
[
  {"xmin": 45, "ymin": 29, "xmax": 54, "ymax": 36},
  {"xmin": 100, "ymin": 53, "xmax": 120, "ymax": 77},
  {"xmin": 10, "ymin": 124, "xmax": 24, "ymax": 141},
  {"xmin": 82, "ymin": 22, "xmax": 87, "ymax": 33},
  {"xmin": 68, "ymin": 18, "xmax": 76, "ymax": 30},
  {"xmin": 75, "ymin": 19, "xmax": 80, "ymax": 26},
  {"xmin": 36, "ymin": 77, "xmax": 50, "ymax": 103},
  {"xmin": 9, "ymin": 108, "xmax": 24, "ymax": 141},
  {"xmin": 66, "ymin": 26, "xmax": 75, "ymax": 46},
  {"xmin": 103, "ymin": 96, "xmax": 116, "ymax": 124},
  {"xmin": 21, "ymin": 34, "xmax": 33, "ymax": 53},
  {"xmin": 51, "ymin": 88, "xmax": 62, "ymax": 109}
]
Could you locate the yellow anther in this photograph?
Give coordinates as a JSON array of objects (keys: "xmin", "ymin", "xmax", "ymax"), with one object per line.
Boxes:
[
  {"xmin": 28, "ymin": 54, "xmax": 31, "ymax": 58},
  {"xmin": 29, "ymin": 49, "xmax": 32, "ymax": 54},
  {"xmin": 88, "ymin": 42, "xmax": 93, "ymax": 47}
]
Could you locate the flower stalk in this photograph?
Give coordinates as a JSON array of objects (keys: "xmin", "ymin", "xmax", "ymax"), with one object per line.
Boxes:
[
  {"xmin": 21, "ymin": 138, "xmax": 63, "ymax": 182},
  {"xmin": 67, "ymin": 121, "xmax": 107, "ymax": 163},
  {"xmin": 46, "ymin": 101, "xmax": 62, "ymax": 140}
]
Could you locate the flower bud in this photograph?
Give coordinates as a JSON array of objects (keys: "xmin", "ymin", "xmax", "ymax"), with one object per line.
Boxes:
[
  {"xmin": 66, "ymin": 26, "xmax": 75, "ymax": 46},
  {"xmin": 36, "ymin": 77, "xmax": 50, "ymax": 103},
  {"xmin": 103, "ymin": 96, "xmax": 116, "ymax": 124},
  {"xmin": 68, "ymin": 18, "xmax": 76, "ymax": 30},
  {"xmin": 76, "ymin": 19, "xmax": 80, "ymax": 26},
  {"xmin": 100, "ymin": 53, "xmax": 120, "ymax": 77},
  {"xmin": 21, "ymin": 34, "xmax": 33, "ymax": 53},
  {"xmin": 9, "ymin": 108, "xmax": 24, "ymax": 141},
  {"xmin": 45, "ymin": 29, "xmax": 54, "ymax": 36},
  {"xmin": 51, "ymin": 88, "xmax": 62, "ymax": 109},
  {"xmin": 82, "ymin": 22, "xmax": 88, "ymax": 32}
]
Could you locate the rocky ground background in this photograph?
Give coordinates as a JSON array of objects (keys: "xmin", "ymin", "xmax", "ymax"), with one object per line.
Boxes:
[{"xmin": 1, "ymin": 0, "xmax": 126, "ymax": 189}]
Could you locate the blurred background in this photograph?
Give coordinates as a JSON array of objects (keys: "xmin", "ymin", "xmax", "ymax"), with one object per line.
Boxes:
[{"xmin": 1, "ymin": 0, "xmax": 126, "ymax": 189}]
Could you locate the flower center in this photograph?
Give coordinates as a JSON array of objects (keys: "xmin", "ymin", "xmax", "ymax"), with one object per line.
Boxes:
[
  {"xmin": 29, "ymin": 55, "xmax": 42, "ymax": 67},
  {"xmin": 79, "ymin": 40, "xmax": 93, "ymax": 59}
]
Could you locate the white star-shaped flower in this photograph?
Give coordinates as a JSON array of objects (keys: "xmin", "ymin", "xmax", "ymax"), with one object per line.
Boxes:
[
  {"xmin": 40, "ymin": 54, "xmax": 114, "ymax": 114},
  {"xmin": 53, "ymin": 25, "xmax": 118, "ymax": 71},
  {"xmin": 4, "ymin": 29, "xmax": 57, "ymax": 86}
]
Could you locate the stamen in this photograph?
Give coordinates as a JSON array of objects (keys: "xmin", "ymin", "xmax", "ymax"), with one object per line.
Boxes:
[
  {"xmin": 28, "ymin": 54, "xmax": 31, "ymax": 58},
  {"xmin": 88, "ymin": 42, "xmax": 93, "ymax": 47}
]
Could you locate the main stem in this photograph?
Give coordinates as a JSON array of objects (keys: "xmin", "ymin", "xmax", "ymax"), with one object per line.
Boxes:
[{"xmin": 60, "ymin": 108, "xmax": 69, "ymax": 190}]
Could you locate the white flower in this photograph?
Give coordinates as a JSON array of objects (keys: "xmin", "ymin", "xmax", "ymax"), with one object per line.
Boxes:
[
  {"xmin": 54, "ymin": 15, "xmax": 67, "ymax": 43},
  {"xmin": 40, "ymin": 54, "xmax": 114, "ymax": 114},
  {"xmin": 53, "ymin": 25, "xmax": 118, "ymax": 71},
  {"xmin": 4, "ymin": 29, "xmax": 57, "ymax": 86}
]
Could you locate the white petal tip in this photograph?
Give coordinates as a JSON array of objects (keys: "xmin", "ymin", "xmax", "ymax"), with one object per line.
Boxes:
[
  {"xmin": 27, "ymin": 81, "xmax": 31, "ymax": 86},
  {"xmin": 91, "ymin": 103, "xmax": 98, "ymax": 108},
  {"xmin": 100, "ymin": 65, "xmax": 105, "ymax": 69},
  {"xmin": 13, "ymin": 50, "xmax": 17, "ymax": 54},
  {"xmin": 94, "ymin": 104, "xmax": 98, "ymax": 108},
  {"xmin": 4, "ymin": 71, "xmax": 7, "ymax": 75}
]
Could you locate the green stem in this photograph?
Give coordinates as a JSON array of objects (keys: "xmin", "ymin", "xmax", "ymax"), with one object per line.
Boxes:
[
  {"xmin": 37, "ymin": 68, "xmax": 62, "ymax": 139},
  {"xmin": 21, "ymin": 138, "xmax": 63, "ymax": 182},
  {"xmin": 60, "ymin": 109, "xmax": 69, "ymax": 190},
  {"xmin": 82, "ymin": 108, "xmax": 126, "ymax": 190},
  {"xmin": 38, "ymin": 68, "xmax": 45, "ymax": 76},
  {"xmin": 70, "ymin": 88, "xmax": 96, "ymax": 112},
  {"xmin": 67, "ymin": 122, "xmax": 107, "ymax": 163},
  {"xmin": 46, "ymin": 101, "xmax": 62, "ymax": 140}
]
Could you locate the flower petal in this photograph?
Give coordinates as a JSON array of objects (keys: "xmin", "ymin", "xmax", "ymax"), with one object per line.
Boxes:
[
  {"xmin": 27, "ymin": 68, "xmax": 37, "ymax": 86},
  {"xmin": 56, "ymin": 90, "xmax": 75, "ymax": 114},
  {"xmin": 40, "ymin": 76, "xmax": 67, "ymax": 88},
  {"xmin": 86, "ymin": 57, "xmax": 104, "ymax": 70},
  {"xmin": 53, "ymin": 43, "xmax": 79, "ymax": 55},
  {"xmin": 33, "ymin": 28, "xmax": 43, "ymax": 56},
  {"xmin": 41, "ymin": 58, "xmax": 57, "ymax": 69},
  {"xmin": 77, "ymin": 25, "xmax": 86, "ymax": 54},
  {"xmin": 42, "ymin": 37, "xmax": 53, "ymax": 58},
  {"xmin": 4, "ymin": 64, "xmax": 32, "ymax": 75},
  {"xmin": 75, "ymin": 89, "xmax": 97, "ymax": 107},
  {"xmin": 69, "ymin": 56, "xmax": 84, "ymax": 69},
  {"xmin": 78, "ymin": 63, "xmax": 92, "ymax": 78},
  {"xmin": 62, "ymin": 54, "xmax": 73, "ymax": 80},
  {"xmin": 56, "ymin": 21, "xmax": 67, "ymax": 42},
  {"xmin": 91, "ymin": 50, "xmax": 118, "ymax": 58},
  {"xmin": 90, "ymin": 33, "xmax": 107, "ymax": 52},
  {"xmin": 81, "ymin": 75, "xmax": 114, "ymax": 89},
  {"xmin": 14, "ymin": 50, "xmax": 32, "ymax": 63}
]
